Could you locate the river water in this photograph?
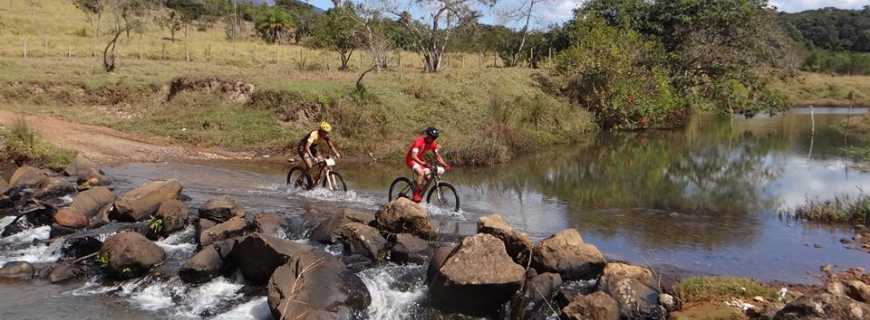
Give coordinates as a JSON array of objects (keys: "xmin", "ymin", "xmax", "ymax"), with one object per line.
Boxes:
[{"xmin": 1, "ymin": 109, "xmax": 869, "ymax": 319}]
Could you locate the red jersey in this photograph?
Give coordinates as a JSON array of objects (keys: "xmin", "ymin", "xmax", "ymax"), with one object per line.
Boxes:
[{"xmin": 405, "ymin": 137, "xmax": 439, "ymax": 167}]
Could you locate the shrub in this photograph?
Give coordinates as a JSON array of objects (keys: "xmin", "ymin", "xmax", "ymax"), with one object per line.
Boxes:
[
  {"xmin": 1, "ymin": 118, "xmax": 76, "ymax": 170},
  {"xmin": 792, "ymin": 194, "xmax": 870, "ymax": 224}
]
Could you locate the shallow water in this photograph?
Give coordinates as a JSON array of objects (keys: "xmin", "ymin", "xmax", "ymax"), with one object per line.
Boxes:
[{"xmin": 1, "ymin": 110, "xmax": 869, "ymax": 319}]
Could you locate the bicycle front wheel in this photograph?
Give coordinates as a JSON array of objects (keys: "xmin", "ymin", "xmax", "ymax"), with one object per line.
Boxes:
[
  {"xmin": 323, "ymin": 171, "xmax": 348, "ymax": 192},
  {"xmin": 286, "ymin": 167, "xmax": 313, "ymax": 190},
  {"xmin": 427, "ymin": 182, "xmax": 460, "ymax": 212},
  {"xmin": 388, "ymin": 177, "xmax": 415, "ymax": 202}
]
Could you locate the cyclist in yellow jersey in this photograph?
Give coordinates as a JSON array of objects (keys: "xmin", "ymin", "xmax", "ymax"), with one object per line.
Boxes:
[{"xmin": 296, "ymin": 122, "xmax": 341, "ymax": 176}]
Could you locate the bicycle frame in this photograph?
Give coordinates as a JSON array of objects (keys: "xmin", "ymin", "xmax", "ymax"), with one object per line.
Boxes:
[{"xmin": 314, "ymin": 158, "xmax": 339, "ymax": 191}]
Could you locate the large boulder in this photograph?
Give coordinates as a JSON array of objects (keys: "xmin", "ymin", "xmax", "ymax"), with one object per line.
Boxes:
[
  {"xmin": 69, "ymin": 187, "xmax": 115, "ymax": 217},
  {"xmin": 478, "ymin": 214, "xmax": 533, "ymax": 265},
  {"xmin": 427, "ymin": 245, "xmax": 456, "ymax": 282},
  {"xmin": 0, "ymin": 178, "xmax": 9, "ymax": 195},
  {"xmin": 304, "ymin": 206, "xmax": 375, "ymax": 244},
  {"xmin": 227, "ymin": 233, "xmax": 311, "ymax": 285},
  {"xmin": 99, "ymin": 231, "xmax": 166, "ymax": 279},
  {"xmin": 339, "ymin": 222, "xmax": 388, "ymax": 261},
  {"xmin": 64, "ymin": 154, "xmax": 100, "ymax": 177},
  {"xmin": 428, "ymin": 233, "xmax": 526, "ymax": 315},
  {"xmin": 154, "ymin": 200, "xmax": 189, "ymax": 234},
  {"xmin": 602, "ymin": 277, "xmax": 666, "ymax": 320},
  {"xmin": 62, "ymin": 236, "xmax": 103, "ymax": 259},
  {"xmin": 199, "ymin": 215, "xmax": 254, "ymax": 247},
  {"xmin": 111, "ymin": 179, "xmax": 183, "ymax": 222},
  {"xmin": 375, "ymin": 198, "xmax": 436, "ymax": 240},
  {"xmin": 513, "ymin": 272, "xmax": 563, "ymax": 319},
  {"xmin": 195, "ymin": 218, "xmax": 218, "ymax": 243},
  {"xmin": 561, "ymin": 292, "xmax": 620, "ymax": 320},
  {"xmin": 533, "ymin": 229, "xmax": 606, "ymax": 280},
  {"xmin": 9, "ymin": 165, "xmax": 49, "ymax": 188},
  {"xmin": 54, "ymin": 208, "xmax": 89, "ymax": 229},
  {"xmin": 0, "ymin": 261, "xmax": 35, "ymax": 281},
  {"xmin": 199, "ymin": 195, "xmax": 244, "ymax": 223},
  {"xmin": 844, "ymin": 280, "xmax": 870, "ymax": 303},
  {"xmin": 390, "ymin": 233, "xmax": 430, "ymax": 264},
  {"xmin": 253, "ymin": 212, "xmax": 287, "ymax": 238},
  {"xmin": 598, "ymin": 262, "xmax": 654, "ymax": 291},
  {"xmin": 267, "ymin": 250, "xmax": 371, "ymax": 320},
  {"xmin": 179, "ymin": 241, "xmax": 236, "ymax": 284},
  {"xmin": 775, "ymin": 292, "xmax": 870, "ymax": 320}
]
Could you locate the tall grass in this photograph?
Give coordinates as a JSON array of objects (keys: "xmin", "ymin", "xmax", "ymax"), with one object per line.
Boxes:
[
  {"xmin": 1, "ymin": 118, "xmax": 76, "ymax": 170},
  {"xmin": 674, "ymin": 277, "xmax": 779, "ymax": 303},
  {"xmin": 793, "ymin": 194, "xmax": 870, "ymax": 224}
]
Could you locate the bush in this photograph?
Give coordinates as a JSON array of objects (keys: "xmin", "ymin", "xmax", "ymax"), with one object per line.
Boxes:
[
  {"xmin": 553, "ymin": 18, "xmax": 686, "ymax": 130},
  {"xmin": 792, "ymin": 194, "xmax": 870, "ymax": 224},
  {"xmin": 803, "ymin": 50, "xmax": 870, "ymax": 75},
  {"xmin": 1, "ymin": 118, "xmax": 76, "ymax": 170}
]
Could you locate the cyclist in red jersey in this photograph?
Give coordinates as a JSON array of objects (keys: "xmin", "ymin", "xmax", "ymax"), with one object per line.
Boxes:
[{"xmin": 406, "ymin": 127, "xmax": 450, "ymax": 202}]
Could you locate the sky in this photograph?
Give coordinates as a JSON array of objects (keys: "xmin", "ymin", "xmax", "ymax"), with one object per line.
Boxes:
[{"xmin": 303, "ymin": 0, "xmax": 870, "ymax": 27}]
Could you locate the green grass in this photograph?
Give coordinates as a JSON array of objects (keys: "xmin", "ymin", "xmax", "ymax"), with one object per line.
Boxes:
[
  {"xmin": 771, "ymin": 72, "xmax": 870, "ymax": 106},
  {"xmin": 674, "ymin": 277, "xmax": 779, "ymax": 303},
  {"xmin": 1, "ymin": 118, "xmax": 76, "ymax": 170},
  {"xmin": 793, "ymin": 194, "xmax": 870, "ymax": 224}
]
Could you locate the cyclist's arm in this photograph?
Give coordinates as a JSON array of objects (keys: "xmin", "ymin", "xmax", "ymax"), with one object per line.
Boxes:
[
  {"xmin": 305, "ymin": 139, "xmax": 316, "ymax": 159},
  {"xmin": 433, "ymin": 149, "xmax": 449, "ymax": 168},
  {"xmin": 325, "ymin": 136, "xmax": 341, "ymax": 158}
]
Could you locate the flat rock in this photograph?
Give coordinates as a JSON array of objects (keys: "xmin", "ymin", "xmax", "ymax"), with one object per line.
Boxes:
[
  {"xmin": 199, "ymin": 195, "xmax": 244, "ymax": 223},
  {"xmin": 227, "ymin": 233, "xmax": 311, "ymax": 285},
  {"xmin": 391, "ymin": 233, "xmax": 429, "ymax": 264},
  {"xmin": 339, "ymin": 222, "xmax": 388, "ymax": 261},
  {"xmin": 478, "ymin": 214, "xmax": 533, "ymax": 265},
  {"xmin": 69, "ymin": 187, "xmax": 115, "ymax": 217},
  {"xmin": 155, "ymin": 200, "xmax": 189, "ymax": 234},
  {"xmin": 99, "ymin": 231, "xmax": 166, "ymax": 279},
  {"xmin": 9, "ymin": 165, "xmax": 49, "ymax": 188},
  {"xmin": 49, "ymin": 262, "xmax": 85, "ymax": 283},
  {"xmin": 0, "ymin": 261, "xmax": 34, "ymax": 281},
  {"xmin": 429, "ymin": 233, "xmax": 526, "ymax": 315},
  {"xmin": 376, "ymin": 198, "xmax": 436, "ymax": 240},
  {"xmin": 54, "ymin": 208, "xmax": 89, "ymax": 229},
  {"xmin": 199, "ymin": 215, "xmax": 254, "ymax": 247},
  {"xmin": 561, "ymin": 292, "xmax": 619, "ymax": 320},
  {"xmin": 179, "ymin": 241, "xmax": 235, "ymax": 284},
  {"xmin": 112, "ymin": 179, "xmax": 183, "ymax": 222},
  {"xmin": 533, "ymin": 229, "xmax": 605, "ymax": 280}
]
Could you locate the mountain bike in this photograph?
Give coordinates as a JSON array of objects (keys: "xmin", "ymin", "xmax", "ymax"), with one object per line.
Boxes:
[
  {"xmin": 388, "ymin": 165, "xmax": 460, "ymax": 212},
  {"xmin": 286, "ymin": 157, "xmax": 347, "ymax": 192}
]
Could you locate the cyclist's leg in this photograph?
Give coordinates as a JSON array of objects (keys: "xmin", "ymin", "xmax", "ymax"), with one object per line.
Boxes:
[{"xmin": 411, "ymin": 164, "xmax": 430, "ymax": 202}]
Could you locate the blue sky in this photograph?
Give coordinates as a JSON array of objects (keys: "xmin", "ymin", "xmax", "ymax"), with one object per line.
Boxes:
[{"xmin": 303, "ymin": 0, "xmax": 870, "ymax": 27}]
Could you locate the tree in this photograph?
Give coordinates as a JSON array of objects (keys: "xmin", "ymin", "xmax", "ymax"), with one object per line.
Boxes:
[
  {"xmin": 103, "ymin": 0, "xmax": 158, "ymax": 72},
  {"xmin": 255, "ymin": 6, "xmax": 294, "ymax": 43},
  {"xmin": 73, "ymin": 0, "xmax": 105, "ymax": 37},
  {"xmin": 496, "ymin": 0, "xmax": 550, "ymax": 67},
  {"xmin": 382, "ymin": 0, "xmax": 497, "ymax": 72},
  {"xmin": 308, "ymin": 5, "xmax": 365, "ymax": 71},
  {"xmin": 157, "ymin": 0, "xmax": 205, "ymax": 41}
]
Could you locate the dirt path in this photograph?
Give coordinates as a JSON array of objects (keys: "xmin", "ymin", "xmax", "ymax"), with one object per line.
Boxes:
[{"xmin": 0, "ymin": 111, "xmax": 253, "ymax": 164}]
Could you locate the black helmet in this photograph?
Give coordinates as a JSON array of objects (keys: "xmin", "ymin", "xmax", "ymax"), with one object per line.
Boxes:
[{"xmin": 425, "ymin": 127, "xmax": 440, "ymax": 139}]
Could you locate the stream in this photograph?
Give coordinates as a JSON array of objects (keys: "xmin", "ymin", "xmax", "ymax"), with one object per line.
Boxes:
[{"xmin": 1, "ymin": 109, "xmax": 869, "ymax": 319}]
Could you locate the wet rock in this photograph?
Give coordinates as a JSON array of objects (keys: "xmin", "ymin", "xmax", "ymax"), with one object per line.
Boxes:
[
  {"xmin": 111, "ymin": 179, "xmax": 183, "ymax": 222},
  {"xmin": 533, "ymin": 229, "xmax": 606, "ymax": 280},
  {"xmin": 194, "ymin": 218, "xmax": 218, "ymax": 242},
  {"xmin": 427, "ymin": 245, "xmax": 456, "ymax": 282},
  {"xmin": 50, "ymin": 223, "xmax": 78, "ymax": 238},
  {"xmin": 64, "ymin": 154, "xmax": 100, "ymax": 177},
  {"xmin": 35, "ymin": 177, "xmax": 77, "ymax": 199},
  {"xmin": 253, "ymin": 212, "xmax": 286, "ymax": 238},
  {"xmin": 199, "ymin": 195, "xmax": 244, "ymax": 223},
  {"xmin": 304, "ymin": 206, "xmax": 375, "ymax": 244},
  {"xmin": 267, "ymin": 250, "xmax": 371, "ymax": 320},
  {"xmin": 154, "ymin": 200, "xmax": 189, "ymax": 234},
  {"xmin": 429, "ymin": 233, "xmax": 526, "ymax": 315},
  {"xmin": 774, "ymin": 292, "xmax": 870, "ymax": 320},
  {"xmin": 659, "ymin": 293, "xmax": 676, "ymax": 312},
  {"xmin": 99, "ymin": 231, "xmax": 166, "ymax": 279},
  {"xmin": 844, "ymin": 280, "xmax": 870, "ymax": 303},
  {"xmin": 9, "ymin": 165, "xmax": 50, "ymax": 188},
  {"xmin": 561, "ymin": 292, "xmax": 619, "ymax": 320},
  {"xmin": 0, "ymin": 178, "xmax": 9, "ymax": 195},
  {"xmin": 341, "ymin": 254, "xmax": 374, "ymax": 273},
  {"xmin": 48, "ymin": 262, "xmax": 85, "ymax": 283},
  {"xmin": 199, "ymin": 216, "xmax": 254, "ymax": 247},
  {"xmin": 78, "ymin": 168, "xmax": 112, "ymax": 187},
  {"xmin": 339, "ymin": 222, "xmax": 388, "ymax": 261},
  {"xmin": 54, "ymin": 208, "xmax": 89, "ymax": 229},
  {"xmin": 390, "ymin": 233, "xmax": 430, "ymax": 264},
  {"xmin": 62, "ymin": 236, "xmax": 103, "ymax": 259},
  {"xmin": 513, "ymin": 272, "xmax": 564, "ymax": 319},
  {"xmin": 598, "ymin": 262, "xmax": 654, "ymax": 291},
  {"xmin": 602, "ymin": 277, "xmax": 666, "ymax": 320},
  {"xmin": 89, "ymin": 204, "xmax": 113, "ymax": 228},
  {"xmin": 0, "ymin": 261, "xmax": 35, "ymax": 281},
  {"xmin": 69, "ymin": 187, "xmax": 115, "ymax": 217},
  {"xmin": 375, "ymin": 198, "xmax": 436, "ymax": 240},
  {"xmin": 528, "ymin": 272, "xmax": 563, "ymax": 303},
  {"xmin": 179, "ymin": 241, "xmax": 236, "ymax": 284},
  {"xmin": 227, "ymin": 233, "xmax": 311, "ymax": 285},
  {"xmin": 478, "ymin": 214, "xmax": 533, "ymax": 265},
  {"xmin": 555, "ymin": 281, "xmax": 598, "ymax": 306}
]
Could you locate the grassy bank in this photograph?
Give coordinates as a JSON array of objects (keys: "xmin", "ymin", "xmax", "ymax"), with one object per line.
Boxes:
[
  {"xmin": 841, "ymin": 114, "xmax": 870, "ymax": 161},
  {"xmin": 772, "ymin": 72, "xmax": 870, "ymax": 107},
  {"xmin": 0, "ymin": 118, "xmax": 75, "ymax": 170},
  {"xmin": 793, "ymin": 194, "xmax": 870, "ymax": 224}
]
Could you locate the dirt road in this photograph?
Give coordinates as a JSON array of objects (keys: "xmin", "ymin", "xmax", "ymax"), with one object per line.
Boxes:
[{"xmin": 0, "ymin": 111, "xmax": 252, "ymax": 164}]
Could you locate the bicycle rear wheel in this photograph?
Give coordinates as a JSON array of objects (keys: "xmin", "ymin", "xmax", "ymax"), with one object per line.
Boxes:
[
  {"xmin": 286, "ymin": 167, "xmax": 313, "ymax": 190},
  {"xmin": 427, "ymin": 182, "xmax": 460, "ymax": 212},
  {"xmin": 388, "ymin": 177, "xmax": 415, "ymax": 202},
  {"xmin": 323, "ymin": 172, "xmax": 348, "ymax": 192}
]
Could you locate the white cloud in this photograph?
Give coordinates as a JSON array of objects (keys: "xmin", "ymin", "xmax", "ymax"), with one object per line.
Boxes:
[
  {"xmin": 768, "ymin": 0, "xmax": 867, "ymax": 12},
  {"xmin": 536, "ymin": 0, "xmax": 585, "ymax": 25}
]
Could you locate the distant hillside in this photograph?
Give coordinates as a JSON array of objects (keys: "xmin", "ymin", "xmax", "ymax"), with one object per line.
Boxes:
[
  {"xmin": 779, "ymin": 7, "xmax": 870, "ymax": 52},
  {"xmin": 248, "ymin": 0, "xmax": 325, "ymax": 14}
]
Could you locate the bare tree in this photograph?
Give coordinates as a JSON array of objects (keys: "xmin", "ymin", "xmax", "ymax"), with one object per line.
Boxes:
[
  {"xmin": 102, "ymin": 0, "xmax": 156, "ymax": 72},
  {"xmin": 498, "ymin": 0, "xmax": 548, "ymax": 67},
  {"xmin": 74, "ymin": 0, "xmax": 104, "ymax": 37},
  {"xmin": 381, "ymin": 0, "xmax": 496, "ymax": 72}
]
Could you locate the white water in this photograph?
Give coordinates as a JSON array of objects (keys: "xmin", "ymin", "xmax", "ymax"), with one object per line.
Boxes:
[
  {"xmin": 214, "ymin": 297, "xmax": 271, "ymax": 320},
  {"xmin": 0, "ymin": 216, "xmax": 16, "ymax": 230},
  {"xmin": 0, "ymin": 225, "xmax": 51, "ymax": 244},
  {"xmin": 155, "ymin": 225, "xmax": 196, "ymax": 255},
  {"xmin": 359, "ymin": 264, "xmax": 427, "ymax": 320},
  {"xmin": 294, "ymin": 188, "xmax": 380, "ymax": 208},
  {"xmin": 0, "ymin": 225, "xmax": 58, "ymax": 265}
]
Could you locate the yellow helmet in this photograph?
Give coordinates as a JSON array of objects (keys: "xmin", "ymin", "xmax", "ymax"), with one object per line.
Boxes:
[{"xmin": 319, "ymin": 121, "xmax": 333, "ymax": 133}]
